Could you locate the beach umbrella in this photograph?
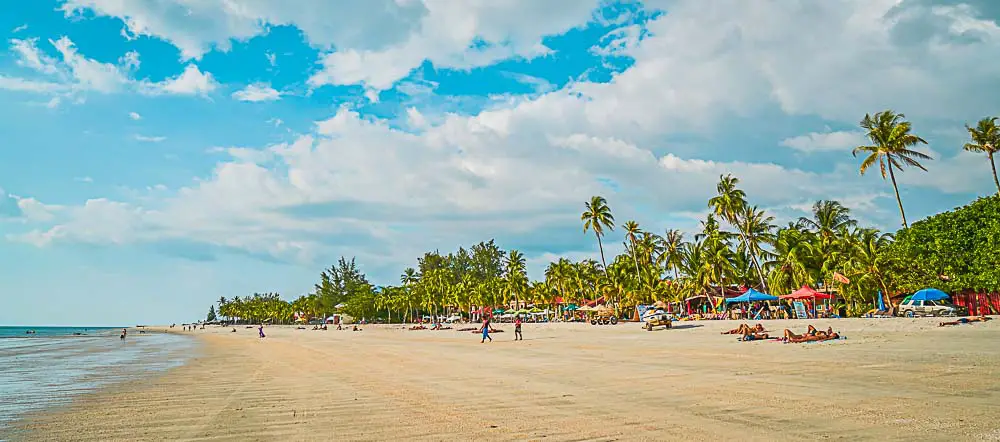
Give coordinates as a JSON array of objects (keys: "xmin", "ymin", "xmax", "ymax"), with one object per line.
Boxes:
[
  {"xmin": 564, "ymin": 304, "xmax": 579, "ymax": 311},
  {"xmin": 528, "ymin": 307, "xmax": 543, "ymax": 313},
  {"xmin": 726, "ymin": 288, "xmax": 779, "ymax": 303},
  {"xmin": 911, "ymin": 288, "xmax": 950, "ymax": 302}
]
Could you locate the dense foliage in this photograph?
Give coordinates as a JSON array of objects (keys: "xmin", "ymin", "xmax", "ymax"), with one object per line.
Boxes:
[{"xmin": 882, "ymin": 195, "xmax": 1000, "ymax": 293}]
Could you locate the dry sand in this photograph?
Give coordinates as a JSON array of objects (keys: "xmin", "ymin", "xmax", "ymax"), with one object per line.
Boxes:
[{"xmin": 7, "ymin": 318, "xmax": 1000, "ymax": 441}]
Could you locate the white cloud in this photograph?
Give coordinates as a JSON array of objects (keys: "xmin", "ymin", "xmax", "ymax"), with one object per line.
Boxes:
[
  {"xmin": 2, "ymin": 37, "xmax": 217, "ymax": 99},
  {"xmin": 140, "ymin": 64, "xmax": 217, "ymax": 96},
  {"xmin": 232, "ymin": 83, "xmax": 280, "ymax": 102},
  {"xmin": 12, "ymin": 24, "xmax": 28, "ymax": 33},
  {"xmin": 75, "ymin": 176, "xmax": 94, "ymax": 183},
  {"xmin": 128, "ymin": 111, "xmax": 141, "ymax": 120},
  {"xmin": 10, "ymin": 38, "xmax": 60, "ymax": 75},
  {"xmin": 58, "ymin": 0, "xmax": 603, "ymax": 91},
  {"xmin": 265, "ymin": 51, "xmax": 277, "ymax": 67},
  {"xmin": 11, "ymin": 0, "xmax": 1000, "ymax": 273},
  {"xmin": 779, "ymin": 130, "xmax": 867, "ymax": 153},
  {"xmin": 15, "ymin": 197, "xmax": 60, "ymax": 222},
  {"xmin": 134, "ymin": 134, "xmax": 166, "ymax": 142},
  {"xmin": 0, "ymin": 75, "xmax": 67, "ymax": 93}
]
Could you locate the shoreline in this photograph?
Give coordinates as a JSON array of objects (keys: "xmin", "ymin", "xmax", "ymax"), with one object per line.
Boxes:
[
  {"xmin": 0, "ymin": 330, "xmax": 198, "ymax": 440},
  {"xmin": 6, "ymin": 318, "xmax": 1000, "ymax": 441}
]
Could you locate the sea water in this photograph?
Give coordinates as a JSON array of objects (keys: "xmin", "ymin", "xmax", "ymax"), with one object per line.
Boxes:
[{"xmin": 0, "ymin": 327, "xmax": 196, "ymax": 433}]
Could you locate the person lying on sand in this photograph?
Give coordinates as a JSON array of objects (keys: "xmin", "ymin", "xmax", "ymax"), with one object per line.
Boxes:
[
  {"xmin": 783, "ymin": 327, "xmax": 840, "ymax": 343},
  {"xmin": 409, "ymin": 325, "xmax": 427, "ymax": 330},
  {"xmin": 740, "ymin": 332, "xmax": 770, "ymax": 341},
  {"xmin": 722, "ymin": 323, "xmax": 764, "ymax": 335},
  {"xmin": 939, "ymin": 316, "xmax": 992, "ymax": 326}
]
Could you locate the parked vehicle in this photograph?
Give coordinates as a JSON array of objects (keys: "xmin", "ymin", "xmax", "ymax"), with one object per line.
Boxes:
[
  {"xmin": 590, "ymin": 308, "xmax": 619, "ymax": 325},
  {"xmin": 642, "ymin": 311, "xmax": 672, "ymax": 331},
  {"xmin": 897, "ymin": 299, "xmax": 966, "ymax": 317}
]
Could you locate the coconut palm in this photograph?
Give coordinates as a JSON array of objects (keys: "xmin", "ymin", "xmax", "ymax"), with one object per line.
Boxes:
[
  {"xmin": 854, "ymin": 110, "xmax": 932, "ymax": 228},
  {"xmin": 661, "ymin": 229, "xmax": 684, "ymax": 279},
  {"xmin": 581, "ymin": 195, "xmax": 615, "ymax": 274},
  {"xmin": 736, "ymin": 205, "xmax": 775, "ymax": 290},
  {"xmin": 708, "ymin": 174, "xmax": 769, "ymax": 289},
  {"xmin": 964, "ymin": 116, "xmax": 1000, "ymax": 194},
  {"xmin": 622, "ymin": 220, "xmax": 643, "ymax": 277}
]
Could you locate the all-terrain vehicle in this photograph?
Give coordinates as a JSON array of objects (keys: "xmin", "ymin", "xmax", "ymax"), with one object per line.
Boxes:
[{"xmin": 643, "ymin": 310, "xmax": 672, "ymax": 331}]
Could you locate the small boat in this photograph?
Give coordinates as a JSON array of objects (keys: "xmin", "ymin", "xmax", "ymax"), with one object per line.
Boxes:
[{"xmin": 25, "ymin": 330, "xmax": 35, "ymax": 335}]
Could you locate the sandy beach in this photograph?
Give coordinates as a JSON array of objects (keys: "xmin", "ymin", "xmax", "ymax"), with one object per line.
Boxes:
[{"xmin": 8, "ymin": 318, "xmax": 1000, "ymax": 441}]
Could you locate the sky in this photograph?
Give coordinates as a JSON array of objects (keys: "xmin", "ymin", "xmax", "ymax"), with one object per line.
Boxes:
[{"xmin": 1, "ymin": 0, "xmax": 998, "ymax": 326}]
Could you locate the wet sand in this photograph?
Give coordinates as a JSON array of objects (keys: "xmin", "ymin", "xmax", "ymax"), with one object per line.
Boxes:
[{"xmin": 7, "ymin": 318, "xmax": 1000, "ymax": 441}]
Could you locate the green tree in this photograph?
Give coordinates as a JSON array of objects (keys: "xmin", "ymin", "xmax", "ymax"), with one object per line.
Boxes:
[
  {"xmin": 964, "ymin": 116, "xmax": 1000, "ymax": 194},
  {"xmin": 854, "ymin": 110, "xmax": 932, "ymax": 228},
  {"xmin": 581, "ymin": 195, "xmax": 615, "ymax": 274},
  {"xmin": 206, "ymin": 305, "xmax": 217, "ymax": 322}
]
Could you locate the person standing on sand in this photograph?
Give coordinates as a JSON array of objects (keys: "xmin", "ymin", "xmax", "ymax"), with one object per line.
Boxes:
[
  {"xmin": 480, "ymin": 315, "xmax": 493, "ymax": 343},
  {"xmin": 514, "ymin": 316, "xmax": 523, "ymax": 341},
  {"xmin": 258, "ymin": 324, "xmax": 266, "ymax": 339}
]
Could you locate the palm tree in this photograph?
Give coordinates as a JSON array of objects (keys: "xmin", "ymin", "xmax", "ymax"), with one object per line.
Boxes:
[
  {"xmin": 736, "ymin": 205, "xmax": 775, "ymax": 290},
  {"xmin": 581, "ymin": 195, "xmax": 615, "ymax": 274},
  {"xmin": 504, "ymin": 249, "xmax": 528, "ymax": 308},
  {"xmin": 661, "ymin": 229, "xmax": 684, "ymax": 280},
  {"xmin": 854, "ymin": 110, "xmax": 932, "ymax": 228},
  {"xmin": 964, "ymin": 116, "xmax": 1000, "ymax": 194},
  {"xmin": 622, "ymin": 220, "xmax": 643, "ymax": 277},
  {"xmin": 707, "ymin": 174, "xmax": 769, "ymax": 289}
]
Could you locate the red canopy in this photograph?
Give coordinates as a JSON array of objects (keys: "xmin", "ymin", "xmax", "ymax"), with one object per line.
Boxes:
[{"xmin": 780, "ymin": 285, "xmax": 834, "ymax": 300}]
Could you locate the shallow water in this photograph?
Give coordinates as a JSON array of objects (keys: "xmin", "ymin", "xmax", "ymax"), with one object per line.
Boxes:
[{"xmin": 0, "ymin": 328, "xmax": 196, "ymax": 431}]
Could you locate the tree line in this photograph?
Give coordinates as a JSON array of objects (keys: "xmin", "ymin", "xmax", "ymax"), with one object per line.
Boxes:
[{"xmin": 209, "ymin": 111, "xmax": 1000, "ymax": 323}]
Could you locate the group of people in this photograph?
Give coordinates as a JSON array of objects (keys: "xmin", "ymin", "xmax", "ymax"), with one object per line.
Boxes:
[
  {"xmin": 722, "ymin": 323, "xmax": 772, "ymax": 341},
  {"xmin": 782, "ymin": 325, "xmax": 841, "ymax": 343},
  {"xmin": 722, "ymin": 323, "xmax": 843, "ymax": 343},
  {"xmin": 478, "ymin": 315, "xmax": 523, "ymax": 343}
]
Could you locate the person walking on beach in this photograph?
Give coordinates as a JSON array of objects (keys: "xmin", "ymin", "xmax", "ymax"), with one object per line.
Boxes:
[
  {"xmin": 480, "ymin": 315, "xmax": 492, "ymax": 343},
  {"xmin": 514, "ymin": 315, "xmax": 523, "ymax": 341},
  {"xmin": 258, "ymin": 324, "xmax": 266, "ymax": 339}
]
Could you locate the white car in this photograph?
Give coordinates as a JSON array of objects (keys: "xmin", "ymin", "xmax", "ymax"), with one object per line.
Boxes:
[{"xmin": 897, "ymin": 299, "xmax": 966, "ymax": 317}]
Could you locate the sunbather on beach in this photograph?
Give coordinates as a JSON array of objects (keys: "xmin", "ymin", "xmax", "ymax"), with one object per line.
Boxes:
[
  {"xmin": 939, "ymin": 316, "xmax": 992, "ymax": 326},
  {"xmin": 741, "ymin": 332, "xmax": 770, "ymax": 341},
  {"xmin": 783, "ymin": 328, "xmax": 839, "ymax": 343},
  {"xmin": 722, "ymin": 323, "xmax": 764, "ymax": 335}
]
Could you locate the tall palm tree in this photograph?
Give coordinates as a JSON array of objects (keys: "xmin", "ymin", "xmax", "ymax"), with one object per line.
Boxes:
[
  {"xmin": 736, "ymin": 205, "xmax": 775, "ymax": 290},
  {"xmin": 622, "ymin": 220, "xmax": 643, "ymax": 277},
  {"xmin": 504, "ymin": 249, "xmax": 528, "ymax": 308},
  {"xmin": 581, "ymin": 195, "xmax": 615, "ymax": 274},
  {"xmin": 661, "ymin": 229, "xmax": 684, "ymax": 280},
  {"xmin": 964, "ymin": 116, "xmax": 1000, "ymax": 194},
  {"xmin": 707, "ymin": 174, "xmax": 768, "ymax": 289},
  {"xmin": 854, "ymin": 110, "xmax": 932, "ymax": 228}
]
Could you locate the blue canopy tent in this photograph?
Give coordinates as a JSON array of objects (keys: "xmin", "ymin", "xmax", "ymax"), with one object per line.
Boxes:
[
  {"xmin": 726, "ymin": 289, "xmax": 778, "ymax": 320},
  {"xmin": 910, "ymin": 288, "xmax": 950, "ymax": 302},
  {"xmin": 726, "ymin": 288, "xmax": 779, "ymax": 303}
]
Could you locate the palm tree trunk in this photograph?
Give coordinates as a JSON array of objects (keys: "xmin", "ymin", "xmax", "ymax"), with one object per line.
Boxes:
[
  {"xmin": 888, "ymin": 165, "xmax": 908, "ymax": 228},
  {"xmin": 990, "ymin": 152, "xmax": 1000, "ymax": 195},
  {"xmin": 595, "ymin": 232, "xmax": 608, "ymax": 274}
]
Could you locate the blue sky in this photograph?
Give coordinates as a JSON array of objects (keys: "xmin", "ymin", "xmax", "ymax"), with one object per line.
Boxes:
[{"xmin": 1, "ymin": 0, "xmax": 998, "ymax": 326}]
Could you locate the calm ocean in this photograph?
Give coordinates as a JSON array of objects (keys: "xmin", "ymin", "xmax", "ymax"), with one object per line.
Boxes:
[{"xmin": 0, "ymin": 327, "xmax": 196, "ymax": 434}]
